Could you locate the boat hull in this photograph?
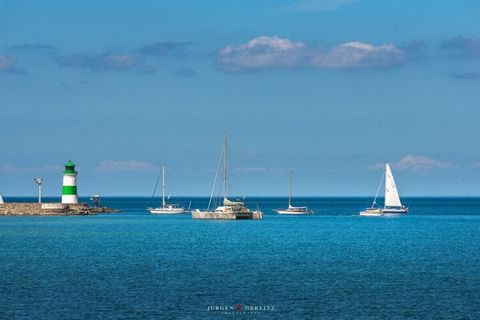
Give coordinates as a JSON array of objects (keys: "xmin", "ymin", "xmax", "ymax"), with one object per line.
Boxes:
[
  {"xmin": 149, "ymin": 208, "xmax": 187, "ymax": 214},
  {"xmin": 274, "ymin": 209, "xmax": 314, "ymax": 215},
  {"xmin": 382, "ymin": 208, "xmax": 408, "ymax": 214},
  {"xmin": 359, "ymin": 210, "xmax": 383, "ymax": 216},
  {"xmin": 192, "ymin": 210, "xmax": 263, "ymax": 220},
  {"xmin": 360, "ymin": 207, "xmax": 408, "ymax": 216}
]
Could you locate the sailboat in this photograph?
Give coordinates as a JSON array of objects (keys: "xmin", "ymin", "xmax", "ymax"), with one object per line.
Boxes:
[
  {"xmin": 148, "ymin": 165, "xmax": 187, "ymax": 214},
  {"xmin": 274, "ymin": 172, "xmax": 314, "ymax": 215},
  {"xmin": 0, "ymin": 193, "xmax": 4, "ymax": 204},
  {"xmin": 192, "ymin": 135, "xmax": 263, "ymax": 220},
  {"xmin": 360, "ymin": 162, "xmax": 408, "ymax": 216}
]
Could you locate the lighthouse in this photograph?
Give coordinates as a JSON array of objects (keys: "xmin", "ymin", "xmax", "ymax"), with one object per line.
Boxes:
[{"xmin": 62, "ymin": 160, "xmax": 78, "ymax": 204}]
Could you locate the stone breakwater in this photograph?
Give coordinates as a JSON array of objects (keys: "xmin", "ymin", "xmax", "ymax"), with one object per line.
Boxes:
[{"xmin": 0, "ymin": 203, "xmax": 120, "ymax": 216}]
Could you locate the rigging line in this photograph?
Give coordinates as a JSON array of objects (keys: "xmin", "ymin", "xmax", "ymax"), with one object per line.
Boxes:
[
  {"xmin": 372, "ymin": 169, "xmax": 386, "ymax": 208},
  {"xmin": 151, "ymin": 167, "xmax": 162, "ymax": 199},
  {"xmin": 208, "ymin": 142, "xmax": 224, "ymax": 211}
]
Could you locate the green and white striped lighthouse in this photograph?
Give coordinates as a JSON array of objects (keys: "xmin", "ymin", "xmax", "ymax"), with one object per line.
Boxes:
[{"xmin": 62, "ymin": 160, "xmax": 78, "ymax": 204}]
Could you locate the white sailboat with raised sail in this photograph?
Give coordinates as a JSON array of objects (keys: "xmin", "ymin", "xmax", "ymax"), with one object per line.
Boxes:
[
  {"xmin": 192, "ymin": 135, "xmax": 263, "ymax": 220},
  {"xmin": 274, "ymin": 171, "xmax": 314, "ymax": 215},
  {"xmin": 148, "ymin": 165, "xmax": 186, "ymax": 214},
  {"xmin": 360, "ymin": 162, "xmax": 408, "ymax": 216},
  {"xmin": 0, "ymin": 193, "xmax": 4, "ymax": 204}
]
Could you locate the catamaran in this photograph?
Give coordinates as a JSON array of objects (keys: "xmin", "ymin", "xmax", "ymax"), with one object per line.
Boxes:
[
  {"xmin": 192, "ymin": 135, "xmax": 263, "ymax": 220},
  {"xmin": 360, "ymin": 162, "xmax": 408, "ymax": 216},
  {"xmin": 148, "ymin": 165, "xmax": 187, "ymax": 214},
  {"xmin": 274, "ymin": 171, "xmax": 314, "ymax": 215}
]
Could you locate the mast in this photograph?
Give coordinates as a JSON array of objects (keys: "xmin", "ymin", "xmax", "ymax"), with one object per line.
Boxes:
[
  {"xmin": 223, "ymin": 135, "xmax": 227, "ymax": 200},
  {"xmin": 162, "ymin": 165, "xmax": 166, "ymax": 208},
  {"xmin": 288, "ymin": 171, "xmax": 293, "ymax": 208}
]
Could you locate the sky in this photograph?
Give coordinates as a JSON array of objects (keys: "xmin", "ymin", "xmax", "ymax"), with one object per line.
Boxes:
[{"xmin": 1, "ymin": 0, "xmax": 480, "ymax": 197}]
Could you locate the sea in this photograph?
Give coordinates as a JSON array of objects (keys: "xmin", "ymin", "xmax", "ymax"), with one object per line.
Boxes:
[{"xmin": 0, "ymin": 196, "xmax": 479, "ymax": 319}]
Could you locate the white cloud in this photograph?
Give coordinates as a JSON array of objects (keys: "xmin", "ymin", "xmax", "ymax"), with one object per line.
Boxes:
[
  {"xmin": 394, "ymin": 155, "xmax": 451, "ymax": 171},
  {"xmin": 218, "ymin": 36, "xmax": 307, "ymax": 72},
  {"xmin": 217, "ymin": 36, "xmax": 406, "ymax": 72},
  {"xmin": 366, "ymin": 155, "xmax": 451, "ymax": 172},
  {"xmin": 312, "ymin": 42, "xmax": 405, "ymax": 69},
  {"xmin": 96, "ymin": 160, "xmax": 159, "ymax": 173},
  {"xmin": 288, "ymin": 0, "xmax": 358, "ymax": 11}
]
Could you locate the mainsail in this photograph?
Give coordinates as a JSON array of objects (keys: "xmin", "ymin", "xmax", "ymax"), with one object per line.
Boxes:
[
  {"xmin": 0, "ymin": 193, "xmax": 4, "ymax": 204},
  {"xmin": 384, "ymin": 163, "xmax": 402, "ymax": 207}
]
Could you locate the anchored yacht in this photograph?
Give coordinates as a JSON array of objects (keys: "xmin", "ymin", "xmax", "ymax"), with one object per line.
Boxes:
[
  {"xmin": 274, "ymin": 171, "xmax": 314, "ymax": 215},
  {"xmin": 192, "ymin": 135, "xmax": 263, "ymax": 220},
  {"xmin": 148, "ymin": 165, "xmax": 187, "ymax": 214},
  {"xmin": 360, "ymin": 163, "xmax": 408, "ymax": 216}
]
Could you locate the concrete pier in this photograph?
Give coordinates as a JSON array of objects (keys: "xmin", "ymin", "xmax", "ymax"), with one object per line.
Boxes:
[{"xmin": 0, "ymin": 203, "xmax": 119, "ymax": 216}]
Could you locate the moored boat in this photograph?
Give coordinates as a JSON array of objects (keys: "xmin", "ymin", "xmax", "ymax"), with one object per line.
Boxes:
[
  {"xmin": 148, "ymin": 165, "xmax": 187, "ymax": 214},
  {"xmin": 192, "ymin": 135, "xmax": 263, "ymax": 220},
  {"xmin": 274, "ymin": 171, "xmax": 314, "ymax": 215}
]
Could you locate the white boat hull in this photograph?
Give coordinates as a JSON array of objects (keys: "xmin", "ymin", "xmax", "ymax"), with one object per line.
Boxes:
[
  {"xmin": 149, "ymin": 207, "xmax": 187, "ymax": 214},
  {"xmin": 274, "ymin": 209, "xmax": 314, "ymax": 215},
  {"xmin": 359, "ymin": 210, "xmax": 384, "ymax": 216},
  {"xmin": 360, "ymin": 207, "xmax": 408, "ymax": 216}
]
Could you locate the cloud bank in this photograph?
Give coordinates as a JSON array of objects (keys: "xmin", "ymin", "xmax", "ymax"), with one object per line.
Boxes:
[
  {"xmin": 55, "ymin": 53, "xmax": 147, "ymax": 72},
  {"xmin": 367, "ymin": 155, "xmax": 451, "ymax": 172},
  {"xmin": 217, "ymin": 36, "xmax": 407, "ymax": 73},
  {"xmin": 441, "ymin": 36, "xmax": 480, "ymax": 59},
  {"xmin": 54, "ymin": 41, "xmax": 192, "ymax": 73},
  {"xmin": 441, "ymin": 36, "xmax": 480, "ymax": 80}
]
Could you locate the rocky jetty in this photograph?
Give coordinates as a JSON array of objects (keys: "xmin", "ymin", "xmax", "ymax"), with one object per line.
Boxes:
[{"xmin": 0, "ymin": 203, "xmax": 120, "ymax": 216}]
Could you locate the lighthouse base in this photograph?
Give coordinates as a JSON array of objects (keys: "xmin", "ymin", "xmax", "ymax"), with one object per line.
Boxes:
[{"xmin": 62, "ymin": 195, "xmax": 78, "ymax": 204}]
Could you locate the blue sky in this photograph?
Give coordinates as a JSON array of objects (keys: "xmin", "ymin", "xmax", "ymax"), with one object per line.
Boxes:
[{"xmin": 1, "ymin": 0, "xmax": 480, "ymax": 197}]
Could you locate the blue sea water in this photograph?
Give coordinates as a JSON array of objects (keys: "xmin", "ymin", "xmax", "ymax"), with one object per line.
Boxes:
[{"xmin": 1, "ymin": 197, "xmax": 480, "ymax": 319}]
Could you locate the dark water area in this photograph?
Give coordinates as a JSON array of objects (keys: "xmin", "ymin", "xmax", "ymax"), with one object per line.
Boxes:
[{"xmin": 1, "ymin": 197, "xmax": 479, "ymax": 319}]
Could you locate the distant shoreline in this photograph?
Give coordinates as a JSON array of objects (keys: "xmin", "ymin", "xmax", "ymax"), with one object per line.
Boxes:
[{"xmin": 2, "ymin": 195, "xmax": 480, "ymax": 199}]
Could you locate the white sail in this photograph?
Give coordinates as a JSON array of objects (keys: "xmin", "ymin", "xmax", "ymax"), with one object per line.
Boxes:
[
  {"xmin": 0, "ymin": 193, "xmax": 4, "ymax": 204},
  {"xmin": 384, "ymin": 163, "xmax": 402, "ymax": 207}
]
